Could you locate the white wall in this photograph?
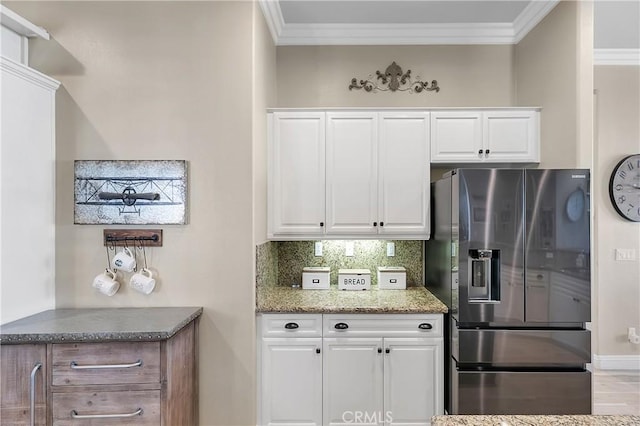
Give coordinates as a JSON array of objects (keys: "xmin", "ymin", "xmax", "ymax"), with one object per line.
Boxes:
[{"xmin": 594, "ymin": 65, "xmax": 640, "ymax": 367}]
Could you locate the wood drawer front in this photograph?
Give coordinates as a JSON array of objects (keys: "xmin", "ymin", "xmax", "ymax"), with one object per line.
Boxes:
[
  {"xmin": 52, "ymin": 342, "xmax": 160, "ymax": 386},
  {"xmin": 52, "ymin": 390, "xmax": 160, "ymax": 425},
  {"xmin": 324, "ymin": 314, "xmax": 443, "ymax": 338},
  {"xmin": 260, "ymin": 314, "xmax": 323, "ymax": 338}
]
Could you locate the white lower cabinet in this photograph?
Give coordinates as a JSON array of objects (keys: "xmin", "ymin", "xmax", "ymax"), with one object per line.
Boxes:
[{"xmin": 258, "ymin": 314, "xmax": 443, "ymax": 426}]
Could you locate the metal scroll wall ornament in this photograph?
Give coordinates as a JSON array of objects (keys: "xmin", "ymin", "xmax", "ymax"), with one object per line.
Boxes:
[{"xmin": 349, "ymin": 62, "xmax": 439, "ymax": 94}]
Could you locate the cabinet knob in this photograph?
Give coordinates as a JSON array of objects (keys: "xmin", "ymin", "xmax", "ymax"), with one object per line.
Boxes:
[
  {"xmin": 418, "ymin": 322, "xmax": 433, "ymax": 330},
  {"xmin": 385, "ymin": 348, "xmax": 390, "ymax": 354},
  {"xmin": 334, "ymin": 322, "xmax": 349, "ymax": 330},
  {"xmin": 316, "ymin": 348, "xmax": 321, "ymax": 354},
  {"xmin": 320, "ymin": 222, "xmax": 324, "ymax": 227},
  {"xmin": 284, "ymin": 322, "xmax": 299, "ymax": 330},
  {"xmin": 377, "ymin": 348, "xmax": 382, "ymax": 354},
  {"xmin": 478, "ymin": 149, "xmax": 483, "ymax": 155},
  {"xmin": 485, "ymin": 149, "xmax": 490, "ymax": 155},
  {"xmin": 380, "ymin": 222, "xmax": 384, "ymax": 227},
  {"xmin": 373, "ymin": 222, "xmax": 377, "ymax": 227}
]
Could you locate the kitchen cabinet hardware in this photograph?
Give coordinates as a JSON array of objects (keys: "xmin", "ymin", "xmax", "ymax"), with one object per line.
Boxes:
[
  {"xmin": 29, "ymin": 363, "xmax": 42, "ymax": 426},
  {"xmin": 320, "ymin": 222, "xmax": 324, "ymax": 227},
  {"xmin": 284, "ymin": 322, "xmax": 300, "ymax": 330},
  {"xmin": 334, "ymin": 322, "xmax": 349, "ymax": 330},
  {"xmin": 103, "ymin": 229, "xmax": 163, "ymax": 247},
  {"xmin": 478, "ymin": 149, "xmax": 483, "ymax": 155},
  {"xmin": 385, "ymin": 348, "xmax": 390, "ymax": 354},
  {"xmin": 380, "ymin": 222, "xmax": 384, "ymax": 227},
  {"xmin": 418, "ymin": 323, "xmax": 433, "ymax": 330},
  {"xmin": 70, "ymin": 359, "xmax": 143, "ymax": 370},
  {"xmin": 377, "ymin": 348, "xmax": 382, "ymax": 353},
  {"xmin": 373, "ymin": 222, "xmax": 378, "ymax": 226},
  {"xmin": 485, "ymin": 149, "xmax": 490, "ymax": 154},
  {"xmin": 316, "ymin": 348, "xmax": 321, "ymax": 354},
  {"xmin": 70, "ymin": 408, "xmax": 143, "ymax": 419}
]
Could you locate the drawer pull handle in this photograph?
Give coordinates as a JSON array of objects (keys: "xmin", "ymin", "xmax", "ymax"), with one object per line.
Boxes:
[
  {"xmin": 70, "ymin": 408, "xmax": 143, "ymax": 419},
  {"xmin": 334, "ymin": 322, "xmax": 349, "ymax": 330},
  {"xmin": 284, "ymin": 322, "xmax": 299, "ymax": 330},
  {"xmin": 30, "ymin": 363, "xmax": 42, "ymax": 426},
  {"xmin": 70, "ymin": 359, "xmax": 143, "ymax": 370},
  {"xmin": 418, "ymin": 323, "xmax": 433, "ymax": 330}
]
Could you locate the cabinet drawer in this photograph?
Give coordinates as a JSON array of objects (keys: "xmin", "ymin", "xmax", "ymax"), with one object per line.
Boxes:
[
  {"xmin": 52, "ymin": 390, "xmax": 160, "ymax": 425},
  {"xmin": 52, "ymin": 342, "xmax": 160, "ymax": 386},
  {"xmin": 324, "ymin": 314, "xmax": 442, "ymax": 338},
  {"xmin": 260, "ymin": 314, "xmax": 323, "ymax": 338}
]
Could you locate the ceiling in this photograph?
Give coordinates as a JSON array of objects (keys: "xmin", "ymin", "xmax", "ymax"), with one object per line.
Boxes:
[{"xmin": 260, "ymin": 0, "xmax": 640, "ymax": 63}]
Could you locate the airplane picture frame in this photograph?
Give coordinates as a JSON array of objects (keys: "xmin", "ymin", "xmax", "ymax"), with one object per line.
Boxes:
[{"xmin": 74, "ymin": 160, "xmax": 188, "ymax": 225}]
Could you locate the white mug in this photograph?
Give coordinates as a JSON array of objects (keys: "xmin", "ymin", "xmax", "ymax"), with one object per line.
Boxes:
[
  {"xmin": 92, "ymin": 268, "xmax": 120, "ymax": 296},
  {"xmin": 112, "ymin": 247, "xmax": 136, "ymax": 272},
  {"xmin": 129, "ymin": 268, "xmax": 156, "ymax": 295}
]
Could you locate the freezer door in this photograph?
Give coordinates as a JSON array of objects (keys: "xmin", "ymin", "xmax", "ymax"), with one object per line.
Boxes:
[
  {"xmin": 454, "ymin": 329, "xmax": 591, "ymax": 366},
  {"xmin": 457, "ymin": 169, "xmax": 525, "ymax": 324},
  {"xmin": 452, "ymin": 367, "xmax": 591, "ymax": 414},
  {"xmin": 525, "ymin": 169, "xmax": 591, "ymax": 324}
]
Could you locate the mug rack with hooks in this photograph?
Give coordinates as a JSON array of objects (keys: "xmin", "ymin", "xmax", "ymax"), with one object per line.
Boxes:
[{"xmin": 103, "ymin": 229, "xmax": 163, "ymax": 247}]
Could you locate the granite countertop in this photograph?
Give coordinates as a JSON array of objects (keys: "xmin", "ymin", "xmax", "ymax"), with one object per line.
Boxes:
[
  {"xmin": 0, "ymin": 307, "xmax": 203, "ymax": 344},
  {"xmin": 431, "ymin": 415, "xmax": 640, "ymax": 426},
  {"xmin": 256, "ymin": 285, "xmax": 448, "ymax": 314}
]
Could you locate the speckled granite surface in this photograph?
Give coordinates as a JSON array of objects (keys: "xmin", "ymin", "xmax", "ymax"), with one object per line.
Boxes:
[
  {"xmin": 0, "ymin": 307, "xmax": 203, "ymax": 344},
  {"xmin": 256, "ymin": 285, "xmax": 447, "ymax": 313},
  {"xmin": 431, "ymin": 415, "xmax": 640, "ymax": 426}
]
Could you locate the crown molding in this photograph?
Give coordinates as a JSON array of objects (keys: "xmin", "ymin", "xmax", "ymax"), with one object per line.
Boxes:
[
  {"xmin": 513, "ymin": 0, "xmax": 560, "ymax": 43},
  {"xmin": 594, "ymin": 48, "xmax": 640, "ymax": 66},
  {"xmin": 0, "ymin": 5, "xmax": 49, "ymax": 40},
  {"xmin": 258, "ymin": 0, "xmax": 559, "ymax": 46},
  {"xmin": 0, "ymin": 56, "xmax": 61, "ymax": 91}
]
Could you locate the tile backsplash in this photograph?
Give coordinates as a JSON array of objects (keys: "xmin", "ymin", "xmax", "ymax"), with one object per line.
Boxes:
[{"xmin": 256, "ymin": 240, "xmax": 423, "ymax": 287}]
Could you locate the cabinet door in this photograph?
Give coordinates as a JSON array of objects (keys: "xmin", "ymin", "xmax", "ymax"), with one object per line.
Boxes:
[
  {"xmin": 323, "ymin": 338, "xmax": 383, "ymax": 426},
  {"xmin": 261, "ymin": 338, "xmax": 323, "ymax": 426},
  {"xmin": 384, "ymin": 338, "xmax": 443, "ymax": 426},
  {"xmin": 269, "ymin": 112, "xmax": 326, "ymax": 238},
  {"xmin": 378, "ymin": 112, "xmax": 430, "ymax": 237},
  {"xmin": 1, "ymin": 344, "xmax": 47, "ymax": 426},
  {"xmin": 326, "ymin": 112, "xmax": 378, "ymax": 235},
  {"xmin": 430, "ymin": 112, "xmax": 483, "ymax": 163},
  {"xmin": 483, "ymin": 111, "xmax": 539, "ymax": 162}
]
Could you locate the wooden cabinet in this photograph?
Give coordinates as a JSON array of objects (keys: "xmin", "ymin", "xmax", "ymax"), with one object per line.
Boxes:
[
  {"xmin": 0, "ymin": 344, "xmax": 47, "ymax": 426},
  {"xmin": 268, "ymin": 110, "xmax": 430, "ymax": 240},
  {"xmin": 0, "ymin": 320, "xmax": 197, "ymax": 426},
  {"xmin": 431, "ymin": 109, "xmax": 539, "ymax": 163},
  {"xmin": 257, "ymin": 313, "xmax": 444, "ymax": 426}
]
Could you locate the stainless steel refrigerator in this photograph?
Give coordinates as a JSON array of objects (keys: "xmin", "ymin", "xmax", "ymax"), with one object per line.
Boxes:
[{"xmin": 426, "ymin": 169, "xmax": 591, "ymax": 415}]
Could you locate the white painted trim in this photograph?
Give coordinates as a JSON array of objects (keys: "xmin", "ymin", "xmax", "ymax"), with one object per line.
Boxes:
[
  {"xmin": 593, "ymin": 354, "xmax": 640, "ymax": 370},
  {"xmin": 0, "ymin": 56, "xmax": 60, "ymax": 91},
  {"xmin": 0, "ymin": 5, "xmax": 49, "ymax": 40},
  {"xmin": 513, "ymin": 0, "xmax": 560, "ymax": 43},
  {"xmin": 257, "ymin": 1, "xmax": 559, "ymax": 46},
  {"xmin": 594, "ymin": 49, "xmax": 640, "ymax": 66},
  {"xmin": 258, "ymin": 0, "xmax": 284, "ymax": 45}
]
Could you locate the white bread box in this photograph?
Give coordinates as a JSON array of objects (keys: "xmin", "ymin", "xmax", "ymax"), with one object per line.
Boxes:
[
  {"xmin": 377, "ymin": 266, "xmax": 406, "ymax": 289},
  {"xmin": 338, "ymin": 269, "xmax": 371, "ymax": 290},
  {"xmin": 302, "ymin": 267, "xmax": 330, "ymax": 289}
]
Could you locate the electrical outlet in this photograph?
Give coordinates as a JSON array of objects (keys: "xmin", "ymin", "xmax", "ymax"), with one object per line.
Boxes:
[
  {"xmin": 615, "ymin": 248, "xmax": 637, "ymax": 261},
  {"xmin": 314, "ymin": 241, "xmax": 323, "ymax": 257},
  {"xmin": 345, "ymin": 241, "xmax": 355, "ymax": 257},
  {"xmin": 387, "ymin": 242, "xmax": 395, "ymax": 257},
  {"xmin": 628, "ymin": 327, "xmax": 640, "ymax": 345}
]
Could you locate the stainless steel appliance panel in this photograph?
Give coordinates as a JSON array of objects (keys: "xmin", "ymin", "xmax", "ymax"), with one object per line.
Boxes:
[
  {"xmin": 525, "ymin": 170, "xmax": 591, "ymax": 324},
  {"xmin": 452, "ymin": 368, "xmax": 592, "ymax": 415},
  {"xmin": 454, "ymin": 329, "xmax": 591, "ymax": 366},
  {"xmin": 457, "ymin": 169, "xmax": 525, "ymax": 325}
]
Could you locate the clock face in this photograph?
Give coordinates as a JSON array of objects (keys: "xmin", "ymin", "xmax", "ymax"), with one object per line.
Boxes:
[{"xmin": 609, "ymin": 154, "xmax": 640, "ymax": 222}]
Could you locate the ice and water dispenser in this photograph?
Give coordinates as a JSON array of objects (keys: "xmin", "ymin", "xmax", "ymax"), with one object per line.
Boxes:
[{"xmin": 468, "ymin": 249, "xmax": 501, "ymax": 302}]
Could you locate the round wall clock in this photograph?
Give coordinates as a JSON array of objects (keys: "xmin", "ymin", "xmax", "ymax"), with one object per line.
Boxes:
[{"xmin": 609, "ymin": 154, "xmax": 640, "ymax": 222}]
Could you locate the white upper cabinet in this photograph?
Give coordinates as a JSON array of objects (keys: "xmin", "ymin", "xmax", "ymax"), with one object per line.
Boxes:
[
  {"xmin": 431, "ymin": 109, "xmax": 539, "ymax": 163},
  {"xmin": 378, "ymin": 112, "xmax": 430, "ymax": 236},
  {"xmin": 268, "ymin": 112, "xmax": 326, "ymax": 238},
  {"xmin": 326, "ymin": 112, "xmax": 378, "ymax": 235}
]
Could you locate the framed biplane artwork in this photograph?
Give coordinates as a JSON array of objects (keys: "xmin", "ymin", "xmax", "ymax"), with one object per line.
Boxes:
[{"xmin": 74, "ymin": 160, "xmax": 188, "ymax": 225}]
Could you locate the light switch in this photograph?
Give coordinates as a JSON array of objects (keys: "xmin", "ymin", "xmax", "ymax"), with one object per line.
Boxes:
[
  {"xmin": 615, "ymin": 248, "xmax": 637, "ymax": 261},
  {"xmin": 387, "ymin": 242, "xmax": 395, "ymax": 257},
  {"xmin": 345, "ymin": 241, "xmax": 355, "ymax": 257},
  {"xmin": 315, "ymin": 241, "xmax": 323, "ymax": 257}
]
